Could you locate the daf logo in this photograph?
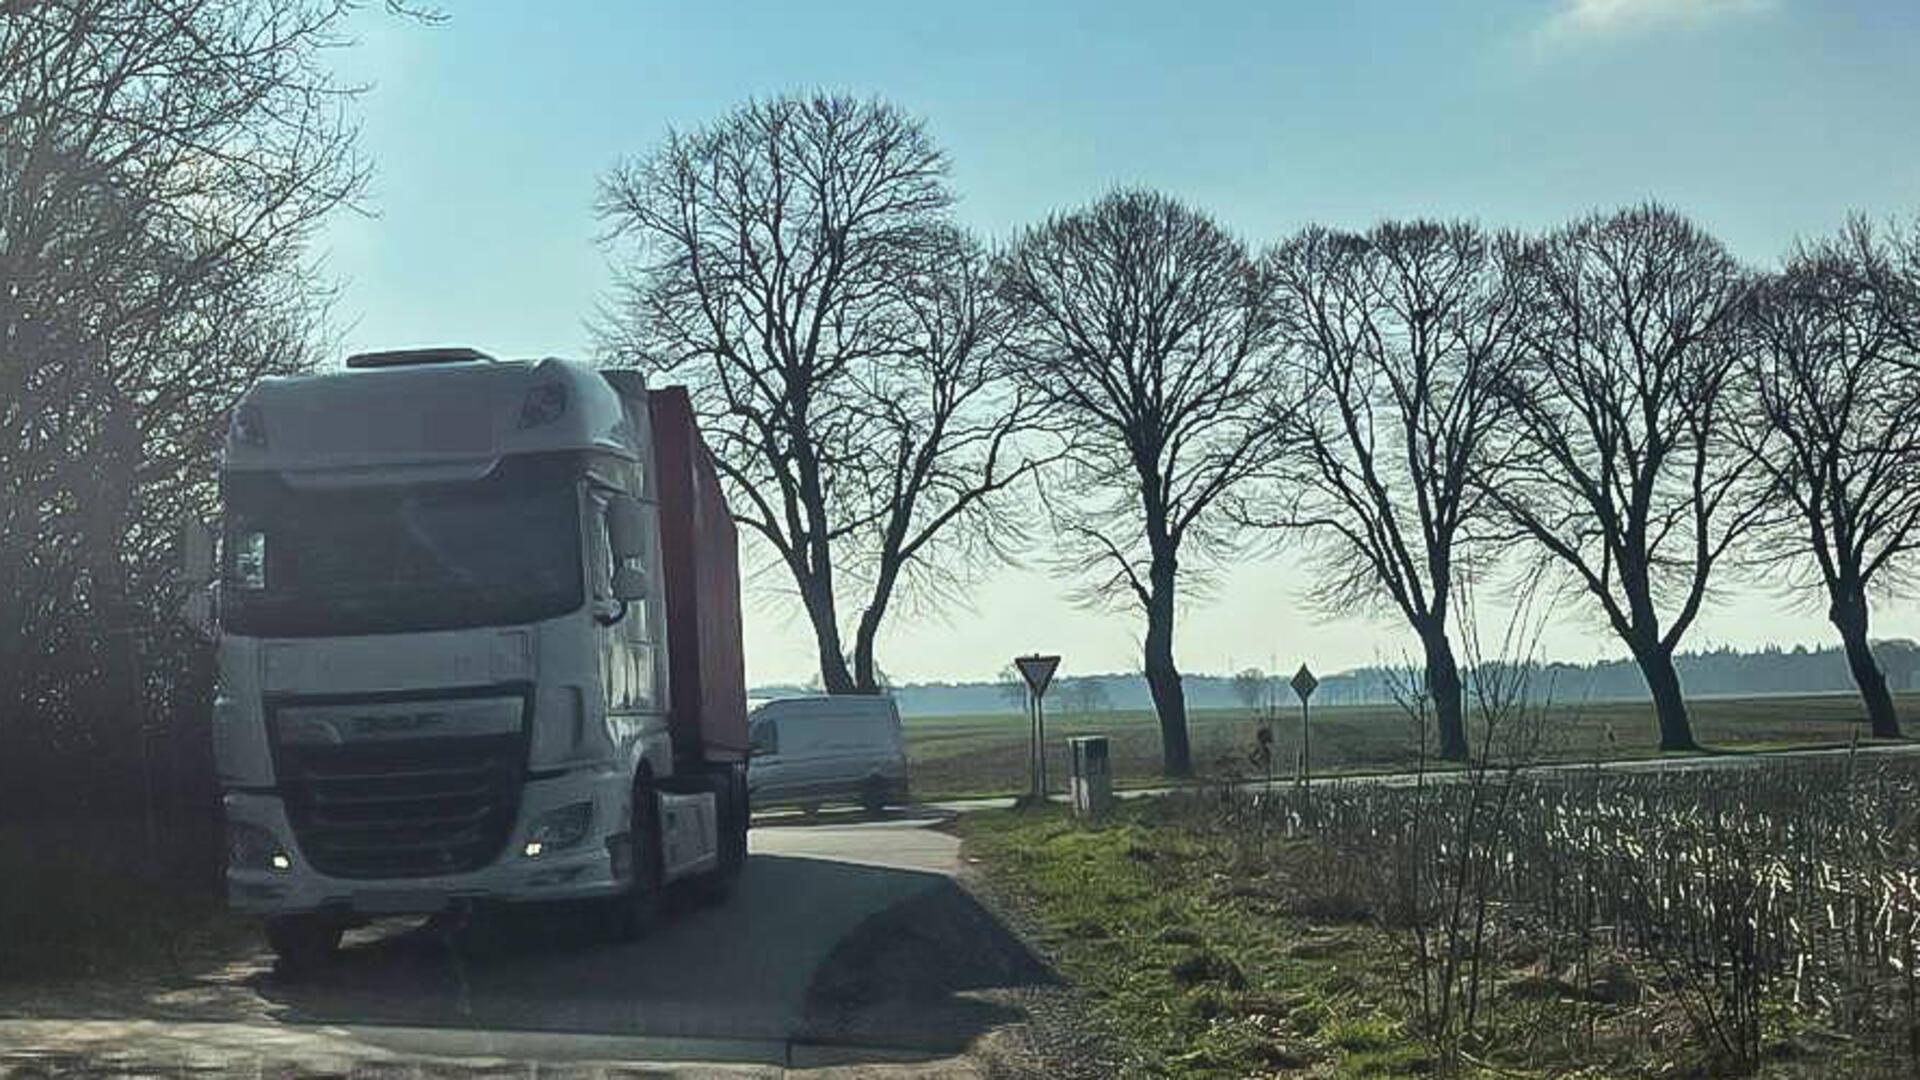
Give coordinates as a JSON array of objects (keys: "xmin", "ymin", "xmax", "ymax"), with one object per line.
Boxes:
[{"xmin": 354, "ymin": 712, "xmax": 444, "ymax": 735}]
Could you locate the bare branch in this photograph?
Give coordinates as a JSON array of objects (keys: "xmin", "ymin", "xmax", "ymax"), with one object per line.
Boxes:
[
  {"xmin": 994, "ymin": 189, "xmax": 1280, "ymax": 777},
  {"xmin": 595, "ymin": 96, "xmax": 1045, "ymax": 692},
  {"xmin": 1484, "ymin": 204, "xmax": 1755, "ymax": 750}
]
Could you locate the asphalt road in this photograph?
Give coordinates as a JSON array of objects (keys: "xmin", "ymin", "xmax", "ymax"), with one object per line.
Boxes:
[{"xmin": 0, "ymin": 812, "xmax": 1047, "ymax": 1077}]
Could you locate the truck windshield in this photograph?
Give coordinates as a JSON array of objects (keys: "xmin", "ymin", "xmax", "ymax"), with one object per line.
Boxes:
[{"xmin": 220, "ymin": 459, "xmax": 583, "ymax": 637}]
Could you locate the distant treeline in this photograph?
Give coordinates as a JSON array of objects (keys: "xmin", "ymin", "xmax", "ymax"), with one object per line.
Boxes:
[{"xmin": 753, "ymin": 640, "xmax": 1920, "ymax": 719}]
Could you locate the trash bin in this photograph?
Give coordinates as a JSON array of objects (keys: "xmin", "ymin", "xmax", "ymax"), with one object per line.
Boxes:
[{"xmin": 1068, "ymin": 735, "xmax": 1112, "ymax": 816}]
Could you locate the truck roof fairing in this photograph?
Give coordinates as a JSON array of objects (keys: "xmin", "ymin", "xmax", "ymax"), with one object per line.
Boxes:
[{"xmin": 223, "ymin": 356, "xmax": 647, "ymax": 474}]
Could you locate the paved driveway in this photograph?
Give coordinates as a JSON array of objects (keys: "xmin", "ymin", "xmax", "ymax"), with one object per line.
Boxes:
[{"xmin": 0, "ymin": 813, "xmax": 1049, "ymax": 1076}]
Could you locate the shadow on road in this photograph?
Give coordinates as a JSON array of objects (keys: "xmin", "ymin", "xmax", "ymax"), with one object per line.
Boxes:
[
  {"xmin": 231, "ymin": 851, "xmax": 1053, "ymax": 1063},
  {"xmin": 803, "ymin": 873, "xmax": 1060, "ymax": 1053}
]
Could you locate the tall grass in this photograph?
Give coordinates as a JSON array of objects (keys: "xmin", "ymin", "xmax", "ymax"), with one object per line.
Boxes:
[{"xmin": 1179, "ymin": 752, "xmax": 1920, "ymax": 1073}]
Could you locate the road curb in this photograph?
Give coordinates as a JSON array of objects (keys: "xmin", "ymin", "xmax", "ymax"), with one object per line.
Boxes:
[{"xmin": 0, "ymin": 1017, "xmax": 974, "ymax": 1073}]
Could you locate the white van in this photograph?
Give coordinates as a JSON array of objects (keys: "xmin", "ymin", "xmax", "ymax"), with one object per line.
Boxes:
[{"xmin": 747, "ymin": 696, "xmax": 910, "ymax": 813}]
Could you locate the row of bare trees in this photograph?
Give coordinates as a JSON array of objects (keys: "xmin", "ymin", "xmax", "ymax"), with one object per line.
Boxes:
[{"xmin": 599, "ymin": 94, "xmax": 1920, "ymax": 776}]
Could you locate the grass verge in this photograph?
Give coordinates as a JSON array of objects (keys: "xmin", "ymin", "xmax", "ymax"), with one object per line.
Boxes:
[
  {"xmin": 958, "ymin": 801, "xmax": 1429, "ymax": 1078},
  {"xmin": 959, "ymin": 793, "xmax": 1900, "ymax": 1078}
]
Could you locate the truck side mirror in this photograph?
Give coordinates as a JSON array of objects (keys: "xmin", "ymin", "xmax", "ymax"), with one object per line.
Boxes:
[
  {"xmin": 606, "ymin": 496, "xmax": 646, "ymax": 561},
  {"xmin": 180, "ymin": 515, "xmax": 217, "ymax": 589},
  {"xmin": 177, "ymin": 516, "xmax": 218, "ymax": 641},
  {"xmin": 606, "ymin": 496, "xmax": 649, "ymax": 601}
]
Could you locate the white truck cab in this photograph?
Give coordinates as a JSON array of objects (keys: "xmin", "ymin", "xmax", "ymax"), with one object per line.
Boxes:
[{"xmin": 189, "ymin": 348, "xmax": 750, "ymax": 964}]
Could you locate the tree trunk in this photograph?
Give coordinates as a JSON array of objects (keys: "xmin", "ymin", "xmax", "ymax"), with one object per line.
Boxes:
[
  {"xmin": 851, "ymin": 614, "xmax": 882, "ymax": 695},
  {"xmin": 850, "ymin": 556, "xmax": 900, "ymax": 694},
  {"xmin": 1419, "ymin": 622, "xmax": 1469, "ymax": 762},
  {"xmin": 856, "ymin": 599, "xmax": 883, "ymax": 691},
  {"xmin": 1143, "ymin": 569, "xmax": 1191, "ymax": 778},
  {"xmin": 82, "ymin": 401, "xmax": 147, "ymax": 828},
  {"xmin": 799, "ymin": 574, "xmax": 855, "ymax": 694},
  {"xmin": 1831, "ymin": 591, "xmax": 1900, "ymax": 738},
  {"xmin": 1634, "ymin": 643, "xmax": 1698, "ymax": 752}
]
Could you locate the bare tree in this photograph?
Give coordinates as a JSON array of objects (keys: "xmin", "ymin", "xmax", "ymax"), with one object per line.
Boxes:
[
  {"xmin": 996, "ymin": 190, "xmax": 1281, "ymax": 777},
  {"xmin": 1490, "ymin": 205, "xmax": 1761, "ymax": 751},
  {"xmin": 1231, "ymin": 666, "xmax": 1274, "ymax": 714},
  {"xmin": 1250, "ymin": 222, "xmax": 1522, "ymax": 761},
  {"xmin": 1880, "ymin": 639, "xmax": 1920, "ymax": 693},
  {"xmin": 1059, "ymin": 678, "xmax": 1111, "ymax": 715},
  {"xmin": 597, "ymin": 95, "xmax": 1043, "ymax": 695},
  {"xmin": 0, "ymin": 0, "xmax": 377, "ymax": 820},
  {"xmin": 1739, "ymin": 220, "xmax": 1920, "ymax": 737},
  {"xmin": 1887, "ymin": 222, "xmax": 1920, "ymax": 361},
  {"xmin": 844, "ymin": 228, "xmax": 1051, "ymax": 690},
  {"xmin": 997, "ymin": 664, "xmax": 1028, "ymax": 712}
]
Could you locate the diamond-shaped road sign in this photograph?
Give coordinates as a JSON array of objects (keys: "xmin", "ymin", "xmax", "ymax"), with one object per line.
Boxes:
[
  {"xmin": 1016, "ymin": 654, "xmax": 1061, "ymax": 699},
  {"xmin": 1290, "ymin": 664, "xmax": 1319, "ymax": 703}
]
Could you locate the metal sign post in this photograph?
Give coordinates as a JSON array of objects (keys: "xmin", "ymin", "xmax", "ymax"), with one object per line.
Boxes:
[
  {"xmin": 1016, "ymin": 654, "xmax": 1061, "ymax": 802},
  {"xmin": 1290, "ymin": 664, "xmax": 1319, "ymax": 786}
]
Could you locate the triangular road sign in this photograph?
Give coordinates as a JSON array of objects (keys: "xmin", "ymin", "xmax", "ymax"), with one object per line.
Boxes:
[
  {"xmin": 1290, "ymin": 664, "xmax": 1319, "ymax": 703},
  {"xmin": 1015, "ymin": 654, "xmax": 1061, "ymax": 699}
]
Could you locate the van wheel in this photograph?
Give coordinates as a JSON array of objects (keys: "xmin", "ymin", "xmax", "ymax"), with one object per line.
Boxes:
[
  {"xmin": 861, "ymin": 775, "xmax": 889, "ymax": 816},
  {"xmin": 265, "ymin": 914, "xmax": 342, "ymax": 971},
  {"xmin": 607, "ymin": 783, "xmax": 664, "ymax": 941}
]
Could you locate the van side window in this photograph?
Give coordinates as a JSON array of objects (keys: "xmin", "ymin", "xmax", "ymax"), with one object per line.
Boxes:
[{"xmin": 751, "ymin": 720, "xmax": 778, "ymax": 756}]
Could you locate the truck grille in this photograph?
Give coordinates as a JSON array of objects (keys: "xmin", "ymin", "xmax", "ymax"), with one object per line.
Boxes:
[{"xmin": 271, "ymin": 697, "xmax": 528, "ymax": 880}]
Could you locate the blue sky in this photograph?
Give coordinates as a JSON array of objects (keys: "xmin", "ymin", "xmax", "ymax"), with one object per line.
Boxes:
[{"xmin": 322, "ymin": 0, "xmax": 1920, "ymax": 685}]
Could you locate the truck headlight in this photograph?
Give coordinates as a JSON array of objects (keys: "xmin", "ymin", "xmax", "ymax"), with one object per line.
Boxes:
[
  {"xmin": 228, "ymin": 822, "xmax": 291, "ymax": 872},
  {"xmin": 523, "ymin": 801, "xmax": 592, "ymax": 857}
]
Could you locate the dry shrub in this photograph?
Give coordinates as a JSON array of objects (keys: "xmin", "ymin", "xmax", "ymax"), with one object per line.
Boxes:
[{"xmin": 1165, "ymin": 753, "xmax": 1920, "ymax": 1076}]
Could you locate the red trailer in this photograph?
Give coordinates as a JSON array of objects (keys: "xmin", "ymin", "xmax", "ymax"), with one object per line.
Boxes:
[{"xmin": 648, "ymin": 386, "xmax": 750, "ymax": 768}]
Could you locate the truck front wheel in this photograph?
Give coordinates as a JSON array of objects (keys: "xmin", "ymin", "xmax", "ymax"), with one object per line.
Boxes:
[
  {"xmin": 606, "ymin": 783, "xmax": 664, "ymax": 941},
  {"xmin": 265, "ymin": 914, "xmax": 342, "ymax": 971}
]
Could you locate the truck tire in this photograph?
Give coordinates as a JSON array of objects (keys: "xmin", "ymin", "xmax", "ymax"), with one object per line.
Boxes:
[
  {"xmin": 265, "ymin": 914, "xmax": 342, "ymax": 971},
  {"xmin": 606, "ymin": 782, "xmax": 664, "ymax": 942},
  {"xmin": 861, "ymin": 774, "xmax": 889, "ymax": 816}
]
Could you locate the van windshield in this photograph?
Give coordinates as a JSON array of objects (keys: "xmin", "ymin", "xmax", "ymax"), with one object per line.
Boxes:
[{"xmin": 220, "ymin": 458, "xmax": 583, "ymax": 637}]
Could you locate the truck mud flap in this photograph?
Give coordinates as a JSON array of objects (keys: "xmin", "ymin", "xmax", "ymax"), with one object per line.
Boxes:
[{"xmin": 657, "ymin": 790, "xmax": 719, "ymax": 882}]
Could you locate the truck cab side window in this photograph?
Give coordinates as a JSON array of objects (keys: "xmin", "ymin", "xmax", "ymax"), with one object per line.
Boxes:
[
  {"xmin": 587, "ymin": 492, "xmax": 614, "ymax": 600},
  {"xmin": 591, "ymin": 485, "xmax": 658, "ymax": 711},
  {"xmin": 750, "ymin": 720, "xmax": 777, "ymax": 756}
]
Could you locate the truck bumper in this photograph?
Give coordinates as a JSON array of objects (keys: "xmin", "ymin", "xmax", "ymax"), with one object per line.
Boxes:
[{"xmin": 224, "ymin": 767, "xmax": 631, "ymax": 916}]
